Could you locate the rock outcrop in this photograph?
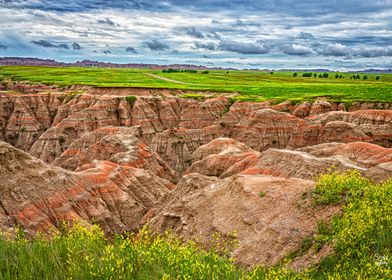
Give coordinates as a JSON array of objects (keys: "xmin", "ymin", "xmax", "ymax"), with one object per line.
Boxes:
[
  {"xmin": 187, "ymin": 138, "xmax": 392, "ymax": 181},
  {"xmin": 150, "ymin": 173, "xmax": 339, "ymax": 266},
  {"xmin": 54, "ymin": 126, "xmax": 176, "ymax": 182},
  {"xmin": 0, "ymin": 141, "xmax": 171, "ymax": 235}
]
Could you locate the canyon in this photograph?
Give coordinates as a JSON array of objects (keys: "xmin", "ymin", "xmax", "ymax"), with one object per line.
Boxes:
[{"xmin": 0, "ymin": 84, "xmax": 391, "ymax": 267}]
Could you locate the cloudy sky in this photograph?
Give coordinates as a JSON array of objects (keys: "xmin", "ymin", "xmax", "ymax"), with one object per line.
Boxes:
[{"xmin": 0, "ymin": 0, "xmax": 391, "ymax": 70}]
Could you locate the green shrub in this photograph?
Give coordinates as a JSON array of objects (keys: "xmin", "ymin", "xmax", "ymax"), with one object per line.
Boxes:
[
  {"xmin": 125, "ymin": 95, "xmax": 137, "ymax": 105},
  {"xmin": 58, "ymin": 135, "xmax": 66, "ymax": 144}
]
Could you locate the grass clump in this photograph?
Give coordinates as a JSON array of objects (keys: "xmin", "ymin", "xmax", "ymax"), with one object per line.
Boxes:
[
  {"xmin": 179, "ymin": 93, "xmax": 206, "ymax": 101},
  {"xmin": 312, "ymin": 170, "xmax": 370, "ymax": 205}
]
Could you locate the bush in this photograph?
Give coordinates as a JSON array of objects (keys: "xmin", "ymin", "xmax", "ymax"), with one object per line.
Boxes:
[
  {"xmin": 302, "ymin": 72, "xmax": 313, "ymax": 77},
  {"xmin": 125, "ymin": 95, "xmax": 137, "ymax": 105},
  {"xmin": 58, "ymin": 135, "xmax": 66, "ymax": 144},
  {"xmin": 293, "ymin": 72, "xmax": 297, "ymax": 77},
  {"xmin": 376, "ymin": 76, "xmax": 380, "ymax": 80},
  {"xmin": 201, "ymin": 71, "xmax": 209, "ymax": 74}
]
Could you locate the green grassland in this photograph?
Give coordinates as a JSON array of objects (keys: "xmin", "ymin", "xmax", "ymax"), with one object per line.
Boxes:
[
  {"xmin": 0, "ymin": 66, "xmax": 391, "ymax": 102},
  {"xmin": 0, "ymin": 171, "xmax": 390, "ymax": 279}
]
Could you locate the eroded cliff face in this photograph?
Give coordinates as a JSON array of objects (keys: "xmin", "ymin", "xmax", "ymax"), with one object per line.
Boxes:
[
  {"xmin": 0, "ymin": 141, "xmax": 172, "ymax": 235},
  {"xmin": 1, "ymin": 91, "xmax": 391, "ymax": 174},
  {"xmin": 0, "ymin": 88, "xmax": 391, "ymax": 268}
]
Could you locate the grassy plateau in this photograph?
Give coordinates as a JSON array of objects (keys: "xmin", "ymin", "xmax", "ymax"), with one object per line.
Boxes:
[
  {"xmin": 0, "ymin": 66, "xmax": 391, "ymax": 103},
  {"xmin": 0, "ymin": 171, "xmax": 390, "ymax": 279}
]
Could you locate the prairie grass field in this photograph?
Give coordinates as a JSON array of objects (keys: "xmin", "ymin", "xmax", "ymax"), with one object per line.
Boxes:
[{"xmin": 0, "ymin": 66, "xmax": 391, "ymax": 102}]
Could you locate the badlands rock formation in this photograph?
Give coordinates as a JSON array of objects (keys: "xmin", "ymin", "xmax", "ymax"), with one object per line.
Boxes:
[
  {"xmin": 0, "ymin": 86, "xmax": 391, "ymax": 267},
  {"xmin": 150, "ymin": 173, "xmax": 339, "ymax": 266},
  {"xmin": 0, "ymin": 141, "xmax": 172, "ymax": 234}
]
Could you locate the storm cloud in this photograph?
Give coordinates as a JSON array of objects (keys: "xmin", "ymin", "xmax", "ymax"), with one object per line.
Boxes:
[
  {"xmin": 125, "ymin": 47, "xmax": 137, "ymax": 53},
  {"xmin": 194, "ymin": 42, "xmax": 216, "ymax": 51},
  {"xmin": 184, "ymin": 27, "xmax": 204, "ymax": 39},
  {"xmin": 219, "ymin": 41, "xmax": 270, "ymax": 54},
  {"xmin": 97, "ymin": 18, "xmax": 118, "ymax": 26},
  {"xmin": 143, "ymin": 39, "xmax": 170, "ymax": 51},
  {"xmin": 32, "ymin": 40, "xmax": 69, "ymax": 49},
  {"xmin": 72, "ymin": 42, "xmax": 82, "ymax": 50}
]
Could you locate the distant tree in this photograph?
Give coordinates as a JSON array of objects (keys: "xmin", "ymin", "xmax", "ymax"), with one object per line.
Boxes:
[
  {"xmin": 302, "ymin": 72, "xmax": 312, "ymax": 77},
  {"xmin": 313, "ymin": 73, "xmax": 317, "ymax": 77},
  {"xmin": 270, "ymin": 71, "xmax": 274, "ymax": 74},
  {"xmin": 226, "ymin": 71, "xmax": 229, "ymax": 74},
  {"xmin": 363, "ymin": 75, "xmax": 368, "ymax": 80},
  {"xmin": 322, "ymin": 73, "xmax": 329, "ymax": 78},
  {"xmin": 162, "ymin": 68, "xmax": 180, "ymax": 73},
  {"xmin": 339, "ymin": 75, "xmax": 343, "ymax": 79},
  {"xmin": 318, "ymin": 74, "xmax": 323, "ymax": 78},
  {"xmin": 356, "ymin": 74, "xmax": 361, "ymax": 80},
  {"xmin": 293, "ymin": 72, "xmax": 298, "ymax": 77},
  {"xmin": 201, "ymin": 70, "xmax": 209, "ymax": 74},
  {"xmin": 376, "ymin": 76, "xmax": 380, "ymax": 80},
  {"xmin": 335, "ymin": 74, "xmax": 339, "ymax": 79}
]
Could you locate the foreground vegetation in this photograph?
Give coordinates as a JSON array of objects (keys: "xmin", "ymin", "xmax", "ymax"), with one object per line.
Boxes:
[
  {"xmin": 1, "ymin": 66, "xmax": 392, "ymax": 103},
  {"xmin": 0, "ymin": 171, "xmax": 390, "ymax": 279}
]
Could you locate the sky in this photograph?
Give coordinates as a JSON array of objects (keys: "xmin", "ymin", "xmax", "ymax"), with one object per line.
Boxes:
[{"xmin": 0, "ymin": 0, "xmax": 391, "ymax": 70}]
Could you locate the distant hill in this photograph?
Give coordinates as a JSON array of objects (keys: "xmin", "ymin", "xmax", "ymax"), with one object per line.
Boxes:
[
  {"xmin": 348, "ymin": 69, "xmax": 392, "ymax": 74},
  {"xmin": 1, "ymin": 57, "xmax": 391, "ymax": 73},
  {"xmin": 0, "ymin": 57, "xmax": 226, "ymax": 70}
]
